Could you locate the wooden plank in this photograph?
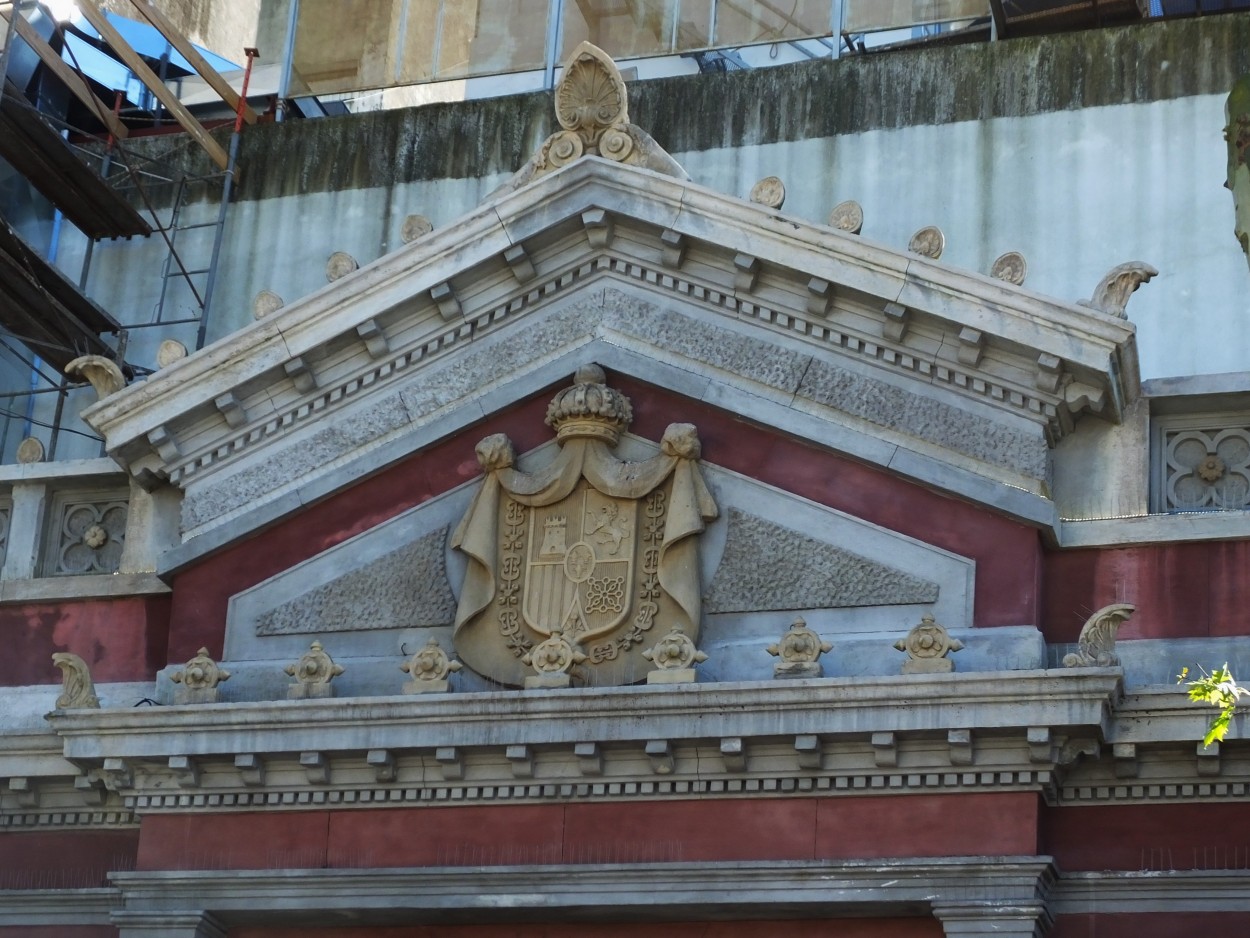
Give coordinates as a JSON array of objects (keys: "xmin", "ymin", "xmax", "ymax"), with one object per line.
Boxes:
[
  {"xmin": 988, "ymin": 0, "xmax": 1008, "ymax": 37},
  {"xmin": 74, "ymin": 0, "xmax": 229, "ymax": 169},
  {"xmin": 126, "ymin": 0, "xmax": 258, "ymax": 125},
  {"xmin": 0, "ymin": 7, "xmax": 129, "ymax": 138}
]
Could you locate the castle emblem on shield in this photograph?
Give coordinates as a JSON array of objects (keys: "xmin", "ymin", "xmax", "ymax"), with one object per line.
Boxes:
[{"xmin": 450, "ymin": 364, "xmax": 718, "ymax": 687}]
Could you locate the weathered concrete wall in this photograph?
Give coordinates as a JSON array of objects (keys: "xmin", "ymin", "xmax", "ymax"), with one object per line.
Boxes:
[{"xmin": 47, "ymin": 14, "xmax": 1250, "ymax": 395}]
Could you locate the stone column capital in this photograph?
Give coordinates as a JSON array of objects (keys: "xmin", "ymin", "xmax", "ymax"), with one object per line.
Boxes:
[
  {"xmin": 113, "ymin": 910, "xmax": 227, "ymax": 938},
  {"xmin": 931, "ymin": 900, "xmax": 1052, "ymax": 937}
]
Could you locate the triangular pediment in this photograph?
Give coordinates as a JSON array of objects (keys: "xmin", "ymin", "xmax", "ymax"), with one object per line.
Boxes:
[
  {"xmin": 81, "ymin": 156, "xmax": 1138, "ymax": 559},
  {"xmin": 215, "ymin": 432, "xmax": 983, "ymax": 693}
]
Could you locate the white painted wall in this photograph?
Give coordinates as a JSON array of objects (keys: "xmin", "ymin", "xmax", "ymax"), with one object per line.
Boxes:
[
  {"xmin": 678, "ymin": 93, "xmax": 1247, "ymax": 382},
  {"xmin": 53, "ymin": 90, "xmax": 1246, "ymax": 401}
]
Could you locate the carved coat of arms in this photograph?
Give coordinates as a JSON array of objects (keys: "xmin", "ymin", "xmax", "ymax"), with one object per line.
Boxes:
[{"xmin": 451, "ymin": 364, "xmax": 718, "ymax": 687}]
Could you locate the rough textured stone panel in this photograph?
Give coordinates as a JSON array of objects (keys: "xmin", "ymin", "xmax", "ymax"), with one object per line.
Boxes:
[
  {"xmin": 705, "ymin": 509, "xmax": 939, "ymax": 614},
  {"xmin": 399, "ymin": 299, "xmax": 603, "ymax": 420},
  {"xmin": 254, "ymin": 527, "xmax": 455, "ymax": 635},
  {"xmin": 796, "ymin": 359, "xmax": 1048, "ymax": 479},
  {"xmin": 604, "ymin": 289, "xmax": 811, "ymax": 394},
  {"xmin": 185, "ymin": 299, "xmax": 606, "ymax": 532},
  {"xmin": 183, "ymin": 393, "xmax": 413, "ymax": 531}
]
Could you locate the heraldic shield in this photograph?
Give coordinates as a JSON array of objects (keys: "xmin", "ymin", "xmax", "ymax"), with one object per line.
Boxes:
[{"xmin": 450, "ymin": 364, "xmax": 718, "ymax": 687}]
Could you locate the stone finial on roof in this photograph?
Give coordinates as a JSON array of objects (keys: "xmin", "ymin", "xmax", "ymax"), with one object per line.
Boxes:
[
  {"xmin": 65, "ymin": 355, "xmax": 125, "ymax": 402},
  {"xmin": 767, "ymin": 616, "xmax": 832, "ymax": 679},
  {"xmin": 494, "ymin": 42, "xmax": 687, "ymax": 197},
  {"xmin": 285, "ymin": 640, "xmax": 345, "ymax": 699},
  {"xmin": 52, "ymin": 652, "xmax": 100, "ymax": 710},
  {"xmin": 401, "ymin": 637, "xmax": 462, "ymax": 694},
  {"xmin": 642, "ymin": 627, "xmax": 707, "ymax": 684},
  {"xmin": 1080, "ymin": 262, "xmax": 1158, "ymax": 318},
  {"xmin": 894, "ymin": 614, "xmax": 963, "ymax": 674},
  {"xmin": 1063, "ymin": 602, "xmax": 1134, "ymax": 668},
  {"xmin": 171, "ymin": 647, "xmax": 231, "ymax": 704}
]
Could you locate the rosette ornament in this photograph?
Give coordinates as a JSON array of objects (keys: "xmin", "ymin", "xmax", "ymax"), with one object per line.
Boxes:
[{"xmin": 59, "ymin": 501, "xmax": 127, "ymax": 575}]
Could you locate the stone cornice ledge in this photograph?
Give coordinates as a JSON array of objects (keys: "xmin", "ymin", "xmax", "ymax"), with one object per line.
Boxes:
[
  {"xmin": 0, "ymin": 888, "xmax": 119, "ymax": 926},
  {"xmin": 0, "ymin": 572, "xmax": 170, "ymax": 603},
  {"xmin": 1059, "ymin": 510, "xmax": 1250, "ymax": 548},
  {"xmin": 83, "ymin": 158, "xmax": 1137, "ymax": 470},
  {"xmin": 1053, "ymin": 870, "xmax": 1250, "ymax": 914},
  {"xmin": 109, "ymin": 857, "xmax": 1055, "ymax": 920},
  {"xmin": 47, "ymin": 670, "xmax": 1122, "ymax": 762},
  {"xmin": 1109, "ymin": 685, "xmax": 1245, "ymax": 744}
]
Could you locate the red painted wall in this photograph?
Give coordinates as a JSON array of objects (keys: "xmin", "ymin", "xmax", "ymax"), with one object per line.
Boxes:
[
  {"xmin": 136, "ymin": 794, "xmax": 1039, "ymax": 872},
  {"xmin": 1043, "ymin": 541, "xmax": 1250, "ymax": 642},
  {"xmin": 1052, "ymin": 913, "xmax": 1250, "ymax": 938},
  {"xmin": 166, "ymin": 394, "xmax": 555, "ymax": 662},
  {"xmin": 231, "ymin": 921, "xmax": 944, "ymax": 938},
  {"xmin": 0, "ymin": 829, "xmax": 139, "ymax": 889},
  {"xmin": 0, "ymin": 595, "xmax": 169, "ymax": 687},
  {"xmin": 1044, "ymin": 803, "xmax": 1250, "ymax": 871},
  {"xmin": 166, "ymin": 375, "xmax": 1044, "ymax": 664}
]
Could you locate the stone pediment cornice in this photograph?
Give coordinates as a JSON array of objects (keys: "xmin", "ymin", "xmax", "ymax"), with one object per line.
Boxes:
[
  {"xmin": 10, "ymin": 671, "xmax": 1247, "ymax": 823},
  {"xmin": 82, "ymin": 158, "xmax": 1137, "ymax": 532}
]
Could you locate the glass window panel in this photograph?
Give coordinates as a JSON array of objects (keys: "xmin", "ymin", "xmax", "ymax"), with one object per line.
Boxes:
[
  {"xmin": 843, "ymin": 0, "xmax": 989, "ymax": 34},
  {"xmin": 291, "ymin": 0, "xmax": 404, "ymax": 95},
  {"xmin": 714, "ymin": 0, "xmax": 830, "ymax": 46},
  {"xmin": 561, "ymin": 0, "xmax": 682, "ymax": 60},
  {"xmin": 396, "ymin": 0, "xmax": 441, "ymax": 84},
  {"xmin": 437, "ymin": 0, "xmax": 550, "ymax": 78},
  {"xmin": 675, "ymin": 0, "xmax": 713, "ymax": 50}
]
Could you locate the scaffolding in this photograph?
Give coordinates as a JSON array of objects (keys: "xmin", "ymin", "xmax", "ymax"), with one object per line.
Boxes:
[{"xmin": 0, "ymin": 0, "xmax": 258, "ymax": 460}]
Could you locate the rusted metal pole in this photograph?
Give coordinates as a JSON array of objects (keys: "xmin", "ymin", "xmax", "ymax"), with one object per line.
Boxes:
[
  {"xmin": 78, "ymin": 90, "xmax": 126, "ymax": 292},
  {"xmin": 197, "ymin": 46, "xmax": 258, "ymax": 351}
]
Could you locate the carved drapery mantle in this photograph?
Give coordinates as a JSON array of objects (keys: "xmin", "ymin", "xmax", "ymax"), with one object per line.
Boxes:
[{"xmin": 452, "ymin": 365, "xmax": 717, "ymax": 686}]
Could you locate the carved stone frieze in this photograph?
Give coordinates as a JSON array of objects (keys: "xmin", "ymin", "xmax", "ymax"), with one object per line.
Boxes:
[
  {"xmin": 451, "ymin": 364, "xmax": 717, "ymax": 687},
  {"xmin": 705, "ymin": 509, "xmax": 940, "ymax": 614},
  {"xmin": 1063, "ymin": 603, "xmax": 1134, "ymax": 668},
  {"xmin": 253, "ymin": 527, "xmax": 456, "ymax": 636}
]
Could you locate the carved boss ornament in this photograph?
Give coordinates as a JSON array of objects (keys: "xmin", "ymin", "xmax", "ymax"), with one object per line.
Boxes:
[{"xmin": 451, "ymin": 364, "xmax": 718, "ymax": 687}]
